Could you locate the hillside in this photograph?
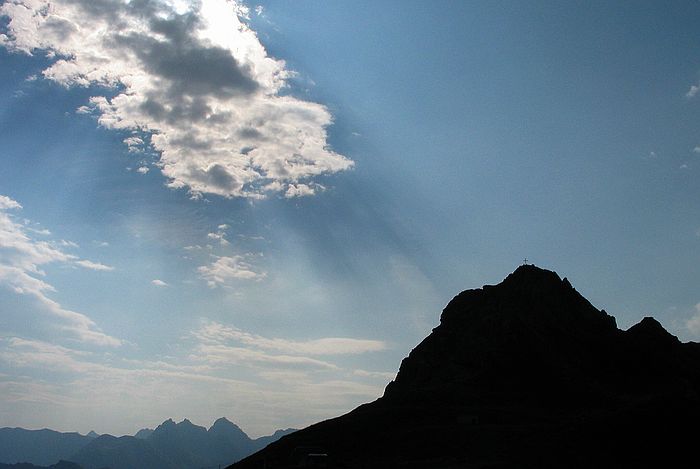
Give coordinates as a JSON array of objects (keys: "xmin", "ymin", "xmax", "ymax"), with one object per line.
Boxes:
[{"xmin": 231, "ymin": 265, "xmax": 700, "ymax": 468}]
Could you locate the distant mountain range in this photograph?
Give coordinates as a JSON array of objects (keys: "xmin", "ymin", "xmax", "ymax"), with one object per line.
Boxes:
[
  {"xmin": 232, "ymin": 265, "xmax": 700, "ymax": 468},
  {"xmin": 0, "ymin": 418, "xmax": 295, "ymax": 469},
  {"xmin": 0, "ymin": 462, "xmax": 82, "ymax": 469}
]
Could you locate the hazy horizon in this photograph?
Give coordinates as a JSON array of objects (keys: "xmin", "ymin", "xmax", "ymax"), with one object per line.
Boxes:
[
  {"xmin": 2, "ymin": 0, "xmax": 700, "ymax": 437},
  {"xmin": 2, "ymin": 416, "xmax": 287, "ymax": 439}
]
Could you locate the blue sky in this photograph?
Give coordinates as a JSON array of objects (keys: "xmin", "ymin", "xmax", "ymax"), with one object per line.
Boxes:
[{"xmin": 1, "ymin": 0, "xmax": 700, "ymax": 436}]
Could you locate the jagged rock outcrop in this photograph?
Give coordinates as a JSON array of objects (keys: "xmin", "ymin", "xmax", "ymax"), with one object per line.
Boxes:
[{"xmin": 230, "ymin": 265, "xmax": 700, "ymax": 468}]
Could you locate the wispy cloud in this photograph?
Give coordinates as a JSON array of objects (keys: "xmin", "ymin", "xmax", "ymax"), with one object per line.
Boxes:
[
  {"xmin": 0, "ymin": 194, "xmax": 120, "ymax": 346},
  {"xmin": 352, "ymin": 369, "xmax": 396, "ymax": 380},
  {"xmin": 75, "ymin": 259, "xmax": 114, "ymax": 271},
  {"xmin": 0, "ymin": 0, "xmax": 353, "ymax": 199},
  {"xmin": 207, "ymin": 224, "xmax": 230, "ymax": 246},
  {"xmin": 151, "ymin": 279, "xmax": 169, "ymax": 287},
  {"xmin": 198, "ymin": 254, "xmax": 266, "ymax": 287},
  {"xmin": 194, "ymin": 322, "xmax": 387, "ymax": 356},
  {"xmin": 686, "ymin": 303, "xmax": 700, "ymax": 336},
  {"xmin": 192, "ymin": 344, "xmax": 339, "ymax": 370},
  {"xmin": 0, "ymin": 332, "xmax": 388, "ymax": 435}
]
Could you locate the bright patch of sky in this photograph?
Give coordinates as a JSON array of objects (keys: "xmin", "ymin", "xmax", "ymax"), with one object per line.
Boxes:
[{"xmin": 1, "ymin": 0, "xmax": 700, "ymax": 436}]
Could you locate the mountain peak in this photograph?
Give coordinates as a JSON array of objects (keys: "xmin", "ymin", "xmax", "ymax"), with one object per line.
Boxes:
[
  {"xmin": 439, "ymin": 264, "xmax": 615, "ymax": 330},
  {"xmin": 627, "ymin": 316, "xmax": 679, "ymax": 346},
  {"xmin": 495, "ymin": 264, "xmax": 577, "ymax": 298},
  {"xmin": 386, "ymin": 265, "xmax": 620, "ymax": 404},
  {"xmin": 210, "ymin": 417, "xmax": 241, "ymax": 431},
  {"xmin": 230, "ymin": 266, "xmax": 700, "ymax": 469},
  {"xmin": 504, "ymin": 263, "xmax": 562, "ymax": 282}
]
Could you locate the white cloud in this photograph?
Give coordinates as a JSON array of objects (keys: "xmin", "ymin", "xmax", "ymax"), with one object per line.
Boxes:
[
  {"xmin": 693, "ymin": 146, "xmax": 700, "ymax": 154},
  {"xmin": 192, "ymin": 343, "xmax": 339, "ymax": 370},
  {"xmin": 198, "ymin": 254, "xmax": 266, "ymax": 287},
  {"xmin": 687, "ymin": 84, "xmax": 700, "ymax": 99},
  {"xmin": 27, "ymin": 227, "xmax": 51, "ymax": 236},
  {"xmin": 352, "ymin": 369, "xmax": 396, "ymax": 380},
  {"xmin": 686, "ymin": 303, "xmax": 700, "ymax": 336},
  {"xmin": 123, "ymin": 136, "xmax": 144, "ymax": 152},
  {"xmin": 0, "ymin": 194, "xmax": 120, "ymax": 346},
  {"xmin": 285, "ymin": 183, "xmax": 320, "ymax": 198},
  {"xmin": 0, "ymin": 195, "xmax": 22, "ymax": 210},
  {"xmin": 136, "ymin": 166, "xmax": 150, "ymax": 174},
  {"xmin": 194, "ymin": 322, "xmax": 387, "ymax": 356},
  {"xmin": 0, "ymin": 335, "xmax": 385, "ymax": 436},
  {"xmin": 75, "ymin": 259, "xmax": 114, "ymax": 271},
  {"xmin": 0, "ymin": 0, "xmax": 353, "ymax": 199},
  {"xmin": 206, "ymin": 223, "xmax": 230, "ymax": 245},
  {"xmin": 151, "ymin": 279, "xmax": 169, "ymax": 287}
]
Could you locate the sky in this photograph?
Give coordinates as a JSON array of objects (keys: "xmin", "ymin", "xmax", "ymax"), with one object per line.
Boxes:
[{"xmin": 1, "ymin": 0, "xmax": 700, "ymax": 437}]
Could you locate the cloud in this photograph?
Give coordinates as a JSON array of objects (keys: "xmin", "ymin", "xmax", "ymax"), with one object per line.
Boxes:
[
  {"xmin": 352, "ymin": 369, "xmax": 396, "ymax": 380},
  {"xmin": 124, "ymin": 136, "xmax": 145, "ymax": 152},
  {"xmin": 151, "ymin": 279, "xmax": 169, "ymax": 287},
  {"xmin": 194, "ymin": 321, "xmax": 387, "ymax": 356},
  {"xmin": 285, "ymin": 183, "xmax": 321, "ymax": 198},
  {"xmin": 192, "ymin": 343, "xmax": 339, "ymax": 370},
  {"xmin": 686, "ymin": 303, "xmax": 700, "ymax": 336},
  {"xmin": 0, "ymin": 194, "xmax": 120, "ymax": 346},
  {"xmin": 687, "ymin": 84, "xmax": 700, "ymax": 99},
  {"xmin": 0, "ymin": 335, "xmax": 385, "ymax": 435},
  {"xmin": 0, "ymin": 0, "xmax": 353, "ymax": 198},
  {"xmin": 136, "ymin": 166, "xmax": 150, "ymax": 174},
  {"xmin": 198, "ymin": 254, "xmax": 266, "ymax": 287},
  {"xmin": 75, "ymin": 259, "xmax": 114, "ymax": 271},
  {"xmin": 0, "ymin": 195, "xmax": 22, "ymax": 210},
  {"xmin": 189, "ymin": 322, "xmax": 387, "ymax": 377},
  {"xmin": 27, "ymin": 227, "xmax": 51, "ymax": 236},
  {"xmin": 206, "ymin": 224, "xmax": 230, "ymax": 245}
]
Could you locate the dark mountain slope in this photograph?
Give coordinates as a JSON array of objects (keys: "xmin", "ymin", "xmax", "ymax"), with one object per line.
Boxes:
[
  {"xmin": 0, "ymin": 428, "xmax": 91, "ymax": 466},
  {"xmin": 231, "ymin": 265, "xmax": 700, "ymax": 469},
  {"xmin": 146, "ymin": 418, "xmax": 210, "ymax": 468},
  {"xmin": 0, "ymin": 462, "xmax": 83, "ymax": 469},
  {"xmin": 70, "ymin": 434, "xmax": 173, "ymax": 469}
]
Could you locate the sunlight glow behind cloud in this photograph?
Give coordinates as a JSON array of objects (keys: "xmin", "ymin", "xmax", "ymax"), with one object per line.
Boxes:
[{"xmin": 0, "ymin": 0, "xmax": 353, "ymax": 198}]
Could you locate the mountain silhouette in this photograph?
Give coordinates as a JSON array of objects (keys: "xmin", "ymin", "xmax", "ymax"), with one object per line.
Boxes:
[
  {"xmin": 69, "ymin": 418, "xmax": 295, "ymax": 469},
  {"xmin": 230, "ymin": 265, "xmax": 700, "ymax": 468},
  {"xmin": 0, "ymin": 429, "xmax": 91, "ymax": 466},
  {"xmin": 133, "ymin": 428, "xmax": 153, "ymax": 440},
  {"xmin": 1, "ymin": 418, "xmax": 293, "ymax": 469},
  {"xmin": 0, "ymin": 462, "xmax": 84, "ymax": 469},
  {"xmin": 70, "ymin": 434, "xmax": 170, "ymax": 469}
]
